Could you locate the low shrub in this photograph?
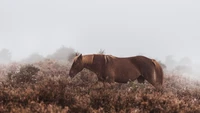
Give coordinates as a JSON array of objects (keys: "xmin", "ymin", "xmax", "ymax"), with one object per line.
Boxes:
[{"xmin": 0, "ymin": 61, "xmax": 200, "ymax": 113}]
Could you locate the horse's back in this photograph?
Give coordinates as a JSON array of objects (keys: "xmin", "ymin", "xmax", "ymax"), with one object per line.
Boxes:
[
  {"xmin": 129, "ymin": 56, "xmax": 155, "ymax": 74},
  {"xmin": 104, "ymin": 55, "xmax": 141, "ymax": 83}
]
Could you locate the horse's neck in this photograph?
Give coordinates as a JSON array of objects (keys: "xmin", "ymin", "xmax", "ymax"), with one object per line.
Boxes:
[
  {"xmin": 82, "ymin": 55, "xmax": 93, "ymax": 64},
  {"xmin": 82, "ymin": 55, "xmax": 96, "ymax": 72},
  {"xmin": 85, "ymin": 63, "xmax": 96, "ymax": 72},
  {"xmin": 83, "ymin": 55, "xmax": 103, "ymax": 75}
]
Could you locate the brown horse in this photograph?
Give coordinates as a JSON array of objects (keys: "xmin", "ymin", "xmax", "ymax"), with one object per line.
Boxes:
[{"xmin": 69, "ymin": 54, "xmax": 163, "ymax": 89}]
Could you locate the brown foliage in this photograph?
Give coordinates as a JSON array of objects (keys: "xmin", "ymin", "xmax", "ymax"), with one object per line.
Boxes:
[{"xmin": 0, "ymin": 60, "xmax": 200, "ymax": 113}]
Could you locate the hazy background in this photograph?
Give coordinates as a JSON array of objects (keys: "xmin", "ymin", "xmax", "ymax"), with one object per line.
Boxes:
[{"xmin": 1, "ymin": 0, "xmax": 200, "ymax": 78}]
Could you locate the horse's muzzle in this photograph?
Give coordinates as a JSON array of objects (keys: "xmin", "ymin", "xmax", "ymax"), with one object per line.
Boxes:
[{"xmin": 69, "ymin": 71, "xmax": 75, "ymax": 78}]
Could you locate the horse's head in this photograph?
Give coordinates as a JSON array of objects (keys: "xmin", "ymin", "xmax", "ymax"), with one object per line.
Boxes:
[{"xmin": 69, "ymin": 54, "xmax": 84, "ymax": 78}]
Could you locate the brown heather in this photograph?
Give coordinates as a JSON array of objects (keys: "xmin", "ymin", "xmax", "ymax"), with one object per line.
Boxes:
[{"xmin": 0, "ymin": 59, "xmax": 200, "ymax": 113}]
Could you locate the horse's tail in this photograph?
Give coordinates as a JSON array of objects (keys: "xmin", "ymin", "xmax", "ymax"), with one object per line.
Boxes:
[{"xmin": 152, "ymin": 59, "xmax": 164, "ymax": 85}]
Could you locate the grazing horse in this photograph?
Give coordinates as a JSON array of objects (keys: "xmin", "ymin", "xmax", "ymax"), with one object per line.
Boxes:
[{"xmin": 69, "ymin": 54, "xmax": 163, "ymax": 89}]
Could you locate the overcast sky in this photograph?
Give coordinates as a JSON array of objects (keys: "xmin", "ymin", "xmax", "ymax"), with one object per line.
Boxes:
[{"xmin": 1, "ymin": 0, "xmax": 200, "ymax": 63}]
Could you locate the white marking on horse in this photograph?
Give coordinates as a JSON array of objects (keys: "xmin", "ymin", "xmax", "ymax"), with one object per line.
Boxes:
[{"xmin": 153, "ymin": 69, "xmax": 156, "ymax": 82}]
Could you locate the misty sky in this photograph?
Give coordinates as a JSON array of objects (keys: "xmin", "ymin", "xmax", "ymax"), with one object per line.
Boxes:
[{"xmin": 1, "ymin": 0, "xmax": 200, "ymax": 63}]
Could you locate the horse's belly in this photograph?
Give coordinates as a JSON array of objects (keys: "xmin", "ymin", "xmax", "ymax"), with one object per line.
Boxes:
[
  {"xmin": 115, "ymin": 77, "xmax": 130, "ymax": 83},
  {"xmin": 108, "ymin": 60, "xmax": 141, "ymax": 83},
  {"xmin": 114, "ymin": 67, "xmax": 141, "ymax": 83},
  {"xmin": 114, "ymin": 73, "xmax": 140, "ymax": 83}
]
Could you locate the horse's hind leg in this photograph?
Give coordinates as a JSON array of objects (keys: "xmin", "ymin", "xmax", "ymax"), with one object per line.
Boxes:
[
  {"xmin": 140, "ymin": 69, "xmax": 162, "ymax": 90},
  {"xmin": 143, "ymin": 75, "xmax": 162, "ymax": 90}
]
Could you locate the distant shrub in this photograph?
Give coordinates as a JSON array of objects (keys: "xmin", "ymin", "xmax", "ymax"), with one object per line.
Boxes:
[
  {"xmin": 0, "ymin": 48, "xmax": 12, "ymax": 64},
  {"xmin": 98, "ymin": 49, "xmax": 105, "ymax": 54},
  {"xmin": 68, "ymin": 52, "xmax": 81, "ymax": 62},
  {"xmin": 8, "ymin": 65, "xmax": 40, "ymax": 84},
  {"xmin": 47, "ymin": 46, "xmax": 75, "ymax": 62},
  {"xmin": 158, "ymin": 61, "xmax": 167, "ymax": 69},
  {"xmin": 21, "ymin": 53, "xmax": 44, "ymax": 64}
]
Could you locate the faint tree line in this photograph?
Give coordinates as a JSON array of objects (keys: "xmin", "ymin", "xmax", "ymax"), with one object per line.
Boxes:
[
  {"xmin": 1, "ymin": 46, "xmax": 192, "ymax": 74},
  {"xmin": 21, "ymin": 46, "xmax": 76, "ymax": 64},
  {"xmin": 164, "ymin": 55, "xmax": 193, "ymax": 74},
  {"xmin": 0, "ymin": 48, "xmax": 12, "ymax": 64},
  {"xmin": 0, "ymin": 47, "xmax": 107, "ymax": 64}
]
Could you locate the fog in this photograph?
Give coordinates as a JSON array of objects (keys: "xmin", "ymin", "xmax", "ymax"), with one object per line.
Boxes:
[{"xmin": 1, "ymin": 0, "xmax": 200, "ymax": 79}]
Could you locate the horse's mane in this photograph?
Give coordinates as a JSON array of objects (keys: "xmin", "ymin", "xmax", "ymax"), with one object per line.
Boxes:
[
  {"xmin": 104, "ymin": 55, "xmax": 116, "ymax": 64},
  {"xmin": 82, "ymin": 55, "xmax": 94, "ymax": 64}
]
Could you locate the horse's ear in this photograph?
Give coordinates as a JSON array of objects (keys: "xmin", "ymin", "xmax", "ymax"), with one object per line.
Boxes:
[
  {"xmin": 77, "ymin": 54, "xmax": 82, "ymax": 60},
  {"xmin": 79, "ymin": 54, "xmax": 82, "ymax": 58},
  {"xmin": 75, "ymin": 52, "xmax": 79, "ymax": 56}
]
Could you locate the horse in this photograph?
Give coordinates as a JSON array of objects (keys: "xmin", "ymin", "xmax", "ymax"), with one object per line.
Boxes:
[{"xmin": 69, "ymin": 54, "xmax": 163, "ymax": 89}]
